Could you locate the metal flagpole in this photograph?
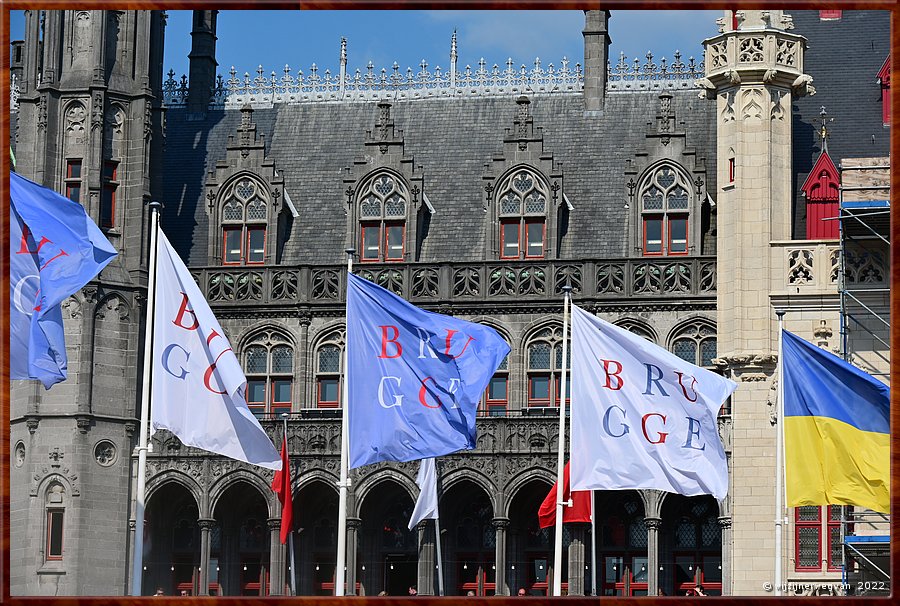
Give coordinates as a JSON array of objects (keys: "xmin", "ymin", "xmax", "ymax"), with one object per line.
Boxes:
[
  {"xmin": 434, "ymin": 517, "xmax": 445, "ymax": 596},
  {"xmin": 335, "ymin": 248, "xmax": 355, "ymax": 596},
  {"xmin": 282, "ymin": 416, "xmax": 297, "ymax": 596},
  {"xmin": 552, "ymin": 286, "xmax": 572, "ymax": 597},
  {"xmin": 590, "ymin": 490, "xmax": 597, "ymax": 596},
  {"xmin": 774, "ymin": 310, "xmax": 786, "ymax": 596},
  {"xmin": 130, "ymin": 201, "xmax": 162, "ymax": 596}
]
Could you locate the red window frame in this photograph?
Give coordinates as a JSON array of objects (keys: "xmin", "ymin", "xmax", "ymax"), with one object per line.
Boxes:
[
  {"xmin": 316, "ymin": 378, "xmax": 340, "ymax": 408},
  {"xmin": 482, "ymin": 374, "xmax": 508, "ymax": 416},
  {"xmin": 877, "ymin": 55, "xmax": 890, "ymax": 127},
  {"xmin": 826, "ymin": 505, "xmax": 842, "ymax": 572},
  {"xmin": 66, "ymin": 159, "xmax": 81, "ymax": 179},
  {"xmin": 245, "ymin": 225, "xmax": 266, "ymax": 265},
  {"xmin": 384, "ymin": 221, "xmax": 405, "ymax": 262},
  {"xmin": 500, "ymin": 219, "xmax": 520, "ymax": 259},
  {"xmin": 794, "ymin": 506, "xmax": 822, "ymax": 571},
  {"xmin": 246, "ymin": 380, "xmax": 267, "ymax": 418},
  {"xmin": 223, "ymin": 226, "xmax": 243, "ymax": 265},
  {"xmin": 524, "ymin": 218, "xmax": 546, "ymax": 259},
  {"xmin": 100, "ymin": 161, "xmax": 117, "ymax": 229},
  {"xmin": 46, "ymin": 509, "xmax": 64, "ymax": 560},
  {"xmin": 667, "ymin": 215, "xmax": 689, "ymax": 255},
  {"xmin": 819, "ymin": 10, "xmax": 842, "ymax": 20},
  {"xmin": 728, "ymin": 157, "xmax": 735, "ymax": 183},
  {"xmin": 271, "ymin": 379, "xmax": 292, "ymax": 416},
  {"xmin": 360, "ymin": 222, "xmax": 381, "ymax": 262},
  {"xmin": 65, "ymin": 183, "xmax": 81, "ymax": 204},
  {"xmin": 528, "ymin": 373, "xmax": 552, "ymax": 407},
  {"xmin": 642, "ymin": 216, "xmax": 664, "ymax": 256}
]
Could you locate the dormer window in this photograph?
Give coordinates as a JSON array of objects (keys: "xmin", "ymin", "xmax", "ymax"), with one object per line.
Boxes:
[
  {"xmin": 358, "ymin": 172, "xmax": 409, "ymax": 263},
  {"xmin": 220, "ymin": 177, "xmax": 268, "ymax": 265},
  {"xmin": 639, "ymin": 163, "xmax": 693, "ymax": 256},
  {"xmin": 497, "ymin": 167, "xmax": 549, "ymax": 260}
]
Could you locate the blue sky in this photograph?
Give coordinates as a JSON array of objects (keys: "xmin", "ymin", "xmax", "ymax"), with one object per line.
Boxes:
[{"xmin": 11, "ymin": 10, "xmax": 719, "ymax": 82}]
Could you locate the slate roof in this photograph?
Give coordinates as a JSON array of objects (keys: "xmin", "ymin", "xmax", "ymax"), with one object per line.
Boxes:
[
  {"xmin": 161, "ymin": 89, "xmax": 717, "ymax": 266},
  {"xmin": 790, "ymin": 10, "xmax": 891, "ymax": 239}
]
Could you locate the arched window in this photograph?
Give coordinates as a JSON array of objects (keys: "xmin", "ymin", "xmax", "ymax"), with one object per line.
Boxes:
[
  {"xmin": 482, "ymin": 351, "xmax": 509, "ymax": 416},
  {"xmin": 221, "ymin": 177, "xmax": 268, "ymax": 265},
  {"xmin": 639, "ymin": 164, "xmax": 693, "ymax": 256},
  {"xmin": 526, "ymin": 325, "xmax": 570, "ymax": 408},
  {"xmin": 243, "ymin": 331, "xmax": 293, "ymax": 419},
  {"xmin": 670, "ymin": 321, "xmax": 717, "ymax": 368},
  {"xmin": 315, "ymin": 329, "xmax": 344, "ymax": 408},
  {"xmin": 45, "ymin": 483, "xmax": 66, "ymax": 562},
  {"xmin": 358, "ymin": 172, "xmax": 408, "ymax": 262},
  {"xmin": 497, "ymin": 167, "xmax": 550, "ymax": 260}
]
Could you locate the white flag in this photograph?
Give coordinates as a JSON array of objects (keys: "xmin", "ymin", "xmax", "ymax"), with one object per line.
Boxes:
[
  {"xmin": 408, "ymin": 457, "xmax": 439, "ymax": 530},
  {"xmin": 150, "ymin": 229, "xmax": 282, "ymax": 470},
  {"xmin": 569, "ymin": 305, "xmax": 736, "ymax": 499}
]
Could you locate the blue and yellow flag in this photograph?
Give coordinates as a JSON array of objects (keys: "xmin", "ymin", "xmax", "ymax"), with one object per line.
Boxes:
[{"xmin": 782, "ymin": 329, "xmax": 890, "ymax": 513}]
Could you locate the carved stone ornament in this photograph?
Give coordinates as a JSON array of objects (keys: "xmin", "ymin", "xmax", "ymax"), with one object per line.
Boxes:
[
  {"xmin": 94, "ymin": 440, "xmax": 117, "ymax": 466},
  {"xmin": 15, "ymin": 441, "xmax": 26, "ymax": 468}
]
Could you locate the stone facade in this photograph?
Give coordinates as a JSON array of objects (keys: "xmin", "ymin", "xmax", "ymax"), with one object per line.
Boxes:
[{"xmin": 8, "ymin": 9, "xmax": 889, "ymax": 597}]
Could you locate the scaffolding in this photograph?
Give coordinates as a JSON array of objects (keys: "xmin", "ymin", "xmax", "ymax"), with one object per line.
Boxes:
[{"xmin": 836, "ymin": 157, "xmax": 890, "ymax": 595}]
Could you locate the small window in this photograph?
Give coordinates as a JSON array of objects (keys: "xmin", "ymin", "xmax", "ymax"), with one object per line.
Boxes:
[
  {"xmin": 223, "ymin": 227, "xmax": 243, "ymax": 265},
  {"xmin": 819, "ymin": 10, "xmax": 842, "ymax": 20},
  {"xmin": 243, "ymin": 335, "xmax": 293, "ymax": 419},
  {"xmin": 246, "ymin": 226, "xmax": 266, "ymax": 264},
  {"xmin": 500, "ymin": 221, "xmax": 520, "ymax": 259},
  {"xmin": 795, "ymin": 506, "xmax": 822, "ymax": 571},
  {"xmin": 65, "ymin": 160, "xmax": 82, "ymax": 204},
  {"xmin": 100, "ymin": 161, "xmax": 118, "ymax": 228},
  {"xmin": 643, "ymin": 217, "xmax": 663, "ymax": 255},
  {"xmin": 315, "ymin": 333, "xmax": 344, "ymax": 408},
  {"xmin": 219, "ymin": 178, "xmax": 269, "ymax": 266},
  {"xmin": 526, "ymin": 326, "xmax": 569, "ymax": 408},
  {"xmin": 525, "ymin": 219, "xmax": 544, "ymax": 258},
  {"xmin": 356, "ymin": 173, "xmax": 409, "ymax": 263},
  {"xmin": 639, "ymin": 164, "xmax": 694, "ymax": 256},
  {"xmin": 46, "ymin": 509, "xmax": 64, "ymax": 560},
  {"xmin": 482, "ymin": 352, "xmax": 509, "ymax": 416},
  {"xmin": 728, "ymin": 157, "xmax": 735, "ymax": 183}
]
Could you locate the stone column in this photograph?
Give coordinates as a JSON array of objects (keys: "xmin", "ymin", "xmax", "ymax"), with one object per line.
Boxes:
[
  {"xmin": 297, "ymin": 313, "xmax": 311, "ymax": 409},
  {"xmin": 645, "ymin": 517, "xmax": 662, "ymax": 596},
  {"xmin": 197, "ymin": 518, "xmax": 216, "ymax": 596},
  {"xmin": 718, "ymin": 516, "xmax": 733, "ymax": 595},
  {"xmin": 416, "ymin": 520, "xmax": 435, "ymax": 595},
  {"xmin": 346, "ymin": 517, "xmax": 361, "ymax": 595},
  {"xmin": 493, "ymin": 518, "xmax": 509, "ymax": 595},
  {"xmin": 700, "ymin": 9, "xmax": 811, "ymax": 595},
  {"xmin": 567, "ymin": 524, "xmax": 587, "ymax": 596},
  {"xmin": 268, "ymin": 518, "xmax": 283, "ymax": 595}
]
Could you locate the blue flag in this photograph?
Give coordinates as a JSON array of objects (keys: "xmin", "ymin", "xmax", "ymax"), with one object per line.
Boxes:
[
  {"xmin": 10, "ymin": 172, "xmax": 117, "ymax": 388},
  {"xmin": 782, "ymin": 329, "xmax": 890, "ymax": 512},
  {"xmin": 347, "ymin": 273, "xmax": 510, "ymax": 468}
]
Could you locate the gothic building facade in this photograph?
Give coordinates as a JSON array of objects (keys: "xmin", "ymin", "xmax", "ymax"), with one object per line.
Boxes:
[{"xmin": 8, "ymin": 9, "xmax": 890, "ymax": 597}]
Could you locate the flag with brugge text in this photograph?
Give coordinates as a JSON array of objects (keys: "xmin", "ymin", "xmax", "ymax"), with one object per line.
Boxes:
[
  {"xmin": 570, "ymin": 304, "xmax": 736, "ymax": 499},
  {"xmin": 151, "ymin": 228, "xmax": 281, "ymax": 470},
  {"xmin": 347, "ymin": 273, "xmax": 510, "ymax": 468}
]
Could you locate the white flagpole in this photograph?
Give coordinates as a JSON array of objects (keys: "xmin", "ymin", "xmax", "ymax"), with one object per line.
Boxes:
[
  {"xmin": 552, "ymin": 286, "xmax": 572, "ymax": 597},
  {"xmin": 335, "ymin": 248, "xmax": 354, "ymax": 596},
  {"xmin": 434, "ymin": 517, "xmax": 445, "ymax": 596},
  {"xmin": 590, "ymin": 490, "xmax": 597, "ymax": 596},
  {"xmin": 281, "ymin": 416, "xmax": 297, "ymax": 597},
  {"xmin": 130, "ymin": 200, "xmax": 161, "ymax": 596},
  {"xmin": 774, "ymin": 310, "xmax": 785, "ymax": 596}
]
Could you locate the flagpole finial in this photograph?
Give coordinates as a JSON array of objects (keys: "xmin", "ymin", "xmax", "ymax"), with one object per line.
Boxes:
[
  {"xmin": 775, "ymin": 310, "xmax": 785, "ymax": 318},
  {"xmin": 345, "ymin": 248, "xmax": 356, "ymax": 255},
  {"xmin": 148, "ymin": 200, "xmax": 163, "ymax": 211},
  {"xmin": 562, "ymin": 285, "xmax": 573, "ymax": 293}
]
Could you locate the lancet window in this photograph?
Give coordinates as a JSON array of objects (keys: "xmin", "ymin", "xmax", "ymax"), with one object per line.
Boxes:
[
  {"xmin": 315, "ymin": 329, "xmax": 345, "ymax": 408},
  {"xmin": 526, "ymin": 325, "xmax": 570, "ymax": 408},
  {"xmin": 497, "ymin": 167, "xmax": 549, "ymax": 260},
  {"xmin": 221, "ymin": 177, "xmax": 269, "ymax": 265},
  {"xmin": 358, "ymin": 172, "xmax": 409, "ymax": 263},
  {"xmin": 638, "ymin": 163, "xmax": 693, "ymax": 256},
  {"xmin": 243, "ymin": 331, "xmax": 293, "ymax": 418}
]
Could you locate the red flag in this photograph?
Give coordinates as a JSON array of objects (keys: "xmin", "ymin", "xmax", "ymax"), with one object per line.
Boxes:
[
  {"xmin": 538, "ymin": 462, "xmax": 592, "ymax": 529},
  {"xmin": 271, "ymin": 437, "xmax": 293, "ymax": 544}
]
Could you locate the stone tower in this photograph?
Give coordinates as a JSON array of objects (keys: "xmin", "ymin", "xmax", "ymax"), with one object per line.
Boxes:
[
  {"xmin": 10, "ymin": 9, "xmax": 165, "ymax": 595},
  {"xmin": 700, "ymin": 9, "xmax": 813, "ymax": 595}
]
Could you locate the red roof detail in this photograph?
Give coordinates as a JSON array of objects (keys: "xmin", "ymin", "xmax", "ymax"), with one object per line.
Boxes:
[
  {"xmin": 876, "ymin": 54, "xmax": 890, "ymax": 86},
  {"xmin": 819, "ymin": 10, "xmax": 843, "ymax": 20},
  {"xmin": 801, "ymin": 151, "xmax": 840, "ymax": 201}
]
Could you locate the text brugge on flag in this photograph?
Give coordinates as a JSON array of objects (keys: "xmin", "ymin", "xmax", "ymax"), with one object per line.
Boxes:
[
  {"xmin": 10, "ymin": 172, "xmax": 117, "ymax": 388},
  {"xmin": 782, "ymin": 329, "xmax": 890, "ymax": 513},
  {"xmin": 538, "ymin": 462, "xmax": 591, "ymax": 529},
  {"xmin": 570, "ymin": 304, "xmax": 736, "ymax": 500},
  {"xmin": 151, "ymin": 229, "xmax": 281, "ymax": 470},
  {"xmin": 347, "ymin": 273, "xmax": 510, "ymax": 468}
]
